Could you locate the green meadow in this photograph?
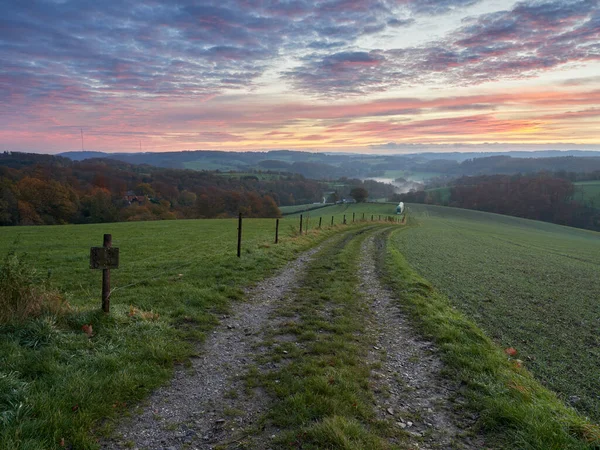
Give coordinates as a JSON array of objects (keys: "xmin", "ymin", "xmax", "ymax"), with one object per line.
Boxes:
[
  {"xmin": 2, "ymin": 202, "xmax": 600, "ymax": 449},
  {"xmin": 392, "ymin": 204, "xmax": 600, "ymax": 422},
  {"xmin": 574, "ymin": 180, "xmax": 600, "ymax": 208},
  {"xmin": 0, "ymin": 218, "xmax": 343, "ymax": 449},
  {"xmin": 285, "ymin": 202, "xmax": 401, "ymax": 223}
]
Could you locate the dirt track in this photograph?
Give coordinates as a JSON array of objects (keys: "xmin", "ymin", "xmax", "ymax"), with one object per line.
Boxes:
[{"xmin": 103, "ymin": 229, "xmax": 484, "ymax": 449}]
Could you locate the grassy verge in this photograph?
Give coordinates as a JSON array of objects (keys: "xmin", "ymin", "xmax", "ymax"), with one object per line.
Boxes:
[
  {"xmin": 248, "ymin": 226, "xmax": 403, "ymax": 449},
  {"xmin": 382, "ymin": 228, "xmax": 600, "ymax": 449},
  {"xmin": 0, "ymin": 218, "xmax": 361, "ymax": 449}
]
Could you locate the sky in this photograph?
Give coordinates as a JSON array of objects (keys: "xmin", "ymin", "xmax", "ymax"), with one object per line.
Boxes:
[{"xmin": 1, "ymin": 0, "xmax": 599, "ymax": 154}]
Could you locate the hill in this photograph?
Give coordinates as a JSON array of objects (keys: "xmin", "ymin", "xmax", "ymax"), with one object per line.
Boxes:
[
  {"xmin": 1, "ymin": 206, "xmax": 599, "ymax": 448},
  {"xmin": 0, "ymin": 152, "xmax": 397, "ymax": 226},
  {"xmin": 57, "ymin": 149, "xmax": 600, "ymax": 182},
  {"xmin": 394, "ymin": 204, "xmax": 600, "ymax": 422}
]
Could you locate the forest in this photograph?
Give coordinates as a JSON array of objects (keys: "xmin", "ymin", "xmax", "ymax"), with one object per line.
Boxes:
[{"xmin": 0, "ymin": 152, "xmax": 395, "ymax": 226}]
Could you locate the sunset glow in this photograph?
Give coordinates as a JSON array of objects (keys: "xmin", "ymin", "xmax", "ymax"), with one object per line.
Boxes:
[{"xmin": 1, "ymin": 0, "xmax": 599, "ymax": 154}]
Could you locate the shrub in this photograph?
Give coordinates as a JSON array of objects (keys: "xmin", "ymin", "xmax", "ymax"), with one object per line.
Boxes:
[{"xmin": 0, "ymin": 252, "xmax": 68, "ymax": 323}]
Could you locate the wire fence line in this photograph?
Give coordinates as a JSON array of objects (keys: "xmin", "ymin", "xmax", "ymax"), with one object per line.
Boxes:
[
  {"xmin": 109, "ymin": 212, "xmax": 405, "ymax": 294},
  {"xmin": 0, "ymin": 212, "xmax": 405, "ymax": 308}
]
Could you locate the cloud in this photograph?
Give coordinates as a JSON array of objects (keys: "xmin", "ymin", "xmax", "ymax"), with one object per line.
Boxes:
[
  {"xmin": 400, "ymin": 0, "xmax": 481, "ymax": 15},
  {"xmin": 1, "ymin": 0, "xmax": 599, "ymax": 153},
  {"xmin": 287, "ymin": 0, "xmax": 600, "ymax": 96},
  {"xmin": 0, "ymin": 0, "xmax": 495, "ymax": 109}
]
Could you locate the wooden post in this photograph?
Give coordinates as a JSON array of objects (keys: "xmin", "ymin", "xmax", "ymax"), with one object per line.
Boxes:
[
  {"xmin": 90, "ymin": 234, "xmax": 119, "ymax": 313},
  {"xmin": 275, "ymin": 218, "xmax": 279, "ymax": 244},
  {"xmin": 101, "ymin": 234, "xmax": 111, "ymax": 313},
  {"xmin": 331, "ymin": 216, "xmax": 334, "ymax": 226},
  {"xmin": 299, "ymin": 214, "xmax": 303, "ymax": 235},
  {"xmin": 319, "ymin": 217, "xmax": 322, "ymax": 228},
  {"xmin": 237, "ymin": 213, "xmax": 242, "ymax": 257},
  {"xmin": 371, "ymin": 214, "xmax": 374, "ymax": 221},
  {"xmin": 362, "ymin": 212, "xmax": 365, "ymax": 221},
  {"xmin": 352, "ymin": 212, "xmax": 355, "ymax": 222},
  {"xmin": 343, "ymin": 214, "xmax": 346, "ymax": 224},
  {"xmin": 306, "ymin": 214, "xmax": 309, "ymax": 234}
]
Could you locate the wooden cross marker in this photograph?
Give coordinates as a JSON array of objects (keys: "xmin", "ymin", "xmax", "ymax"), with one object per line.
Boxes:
[{"xmin": 90, "ymin": 234, "xmax": 119, "ymax": 313}]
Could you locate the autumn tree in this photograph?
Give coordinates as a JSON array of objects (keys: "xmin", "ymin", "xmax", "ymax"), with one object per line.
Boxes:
[{"xmin": 350, "ymin": 187, "xmax": 368, "ymax": 203}]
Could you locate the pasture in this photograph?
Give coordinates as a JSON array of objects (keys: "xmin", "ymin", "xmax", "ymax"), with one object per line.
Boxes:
[
  {"xmin": 2, "ymin": 202, "xmax": 599, "ymax": 448},
  {"xmin": 0, "ymin": 218, "xmax": 342, "ymax": 449},
  {"xmin": 574, "ymin": 180, "xmax": 600, "ymax": 209},
  {"xmin": 391, "ymin": 204, "xmax": 600, "ymax": 422}
]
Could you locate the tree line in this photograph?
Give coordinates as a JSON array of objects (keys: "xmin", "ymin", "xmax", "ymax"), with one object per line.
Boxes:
[
  {"xmin": 0, "ymin": 152, "xmax": 392, "ymax": 226},
  {"xmin": 0, "ymin": 153, "xmax": 317, "ymax": 225},
  {"xmin": 392, "ymin": 173, "xmax": 600, "ymax": 232}
]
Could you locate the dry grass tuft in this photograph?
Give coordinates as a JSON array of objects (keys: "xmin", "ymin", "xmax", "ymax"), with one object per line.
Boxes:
[{"xmin": 0, "ymin": 252, "xmax": 69, "ymax": 323}]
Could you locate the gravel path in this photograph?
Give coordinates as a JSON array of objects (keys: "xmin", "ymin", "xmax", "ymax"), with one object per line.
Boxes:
[
  {"xmin": 103, "ymin": 228, "xmax": 488, "ymax": 449},
  {"xmin": 102, "ymin": 246, "xmax": 322, "ymax": 450},
  {"xmin": 360, "ymin": 231, "xmax": 486, "ymax": 449}
]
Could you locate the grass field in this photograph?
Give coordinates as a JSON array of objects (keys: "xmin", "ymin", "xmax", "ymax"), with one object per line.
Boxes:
[
  {"xmin": 3, "ymin": 202, "xmax": 599, "ymax": 448},
  {"xmin": 0, "ymin": 218, "xmax": 347, "ymax": 449},
  {"xmin": 574, "ymin": 180, "xmax": 600, "ymax": 208},
  {"xmin": 391, "ymin": 204, "xmax": 600, "ymax": 423},
  {"xmin": 285, "ymin": 202, "xmax": 401, "ymax": 223},
  {"xmin": 279, "ymin": 203, "xmax": 332, "ymax": 215}
]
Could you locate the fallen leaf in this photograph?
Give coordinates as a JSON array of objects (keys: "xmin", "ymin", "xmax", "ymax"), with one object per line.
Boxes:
[{"xmin": 504, "ymin": 347, "xmax": 518, "ymax": 356}]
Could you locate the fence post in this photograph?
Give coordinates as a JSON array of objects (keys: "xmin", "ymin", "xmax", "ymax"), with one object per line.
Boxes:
[
  {"xmin": 362, "ymin": 212, "xmax": 365, "ymax": 220},
  {"xmin": 331, "ymin": 216, "xmax": 334, "ymax": 226},
  {"xmin": 275, "ymin": 218, "xmax": 279, "ymax": 244},
  {"xmin": 299, "ymin": 214, "xmax": 303, "ymax": 235},
  {"xmin": 319, "ymin": 217, "xmax": 322, "ymax": 228},
  {"xmin": 343, "ymin": 214, "xmax": 346, "ymax": 224},
  {"xmin": 352, "ymin": 212, "xmax": 355, "ymax": 223},
  {"xmin": 237, "ymin": 213, "xmax": 243, "ymax": 257},
  {"xmin": 371, "ymin": 214, "xmax": 373, "ymax": 221},
  {"xmin": 306, "ymin": 214, "xmax": 309, "ymax": 234}
]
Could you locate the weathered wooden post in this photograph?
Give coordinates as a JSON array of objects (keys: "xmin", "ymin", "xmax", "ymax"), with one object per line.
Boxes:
[
  {"xmin": 319, "ymin": 217, "xmax": 322, "ymax": 228},
  {"xmin": 352, "ymin": 212, "xmax": 355, "ymax": 222},
  {"xmin": 362, "ymin": 212, "xmax": 365, "ymax": 220},
  {"xmin": 371, "ymin": 214, "xmax": 374, "ymax": 221},
  {"xmin": 90, "ymin": 234, "xmax": 119, "ymax": 313},
  {"xmin": 331, "ymin": 216, "xmax": 334, "ymax": 226},
  {"xmin": 343, "ymin": 214, "xmax": 346, "ymax": 224},
  {"xmin": 299, "ymin": 214, "xmax": 303, "ymax": 235},
  {"xmin": 237, "ymin": 213, "xmax": 243, "ymax": 257},
  {"xmin": 275, "ymin": 218, "xmax": 279, "ymax": 244}
]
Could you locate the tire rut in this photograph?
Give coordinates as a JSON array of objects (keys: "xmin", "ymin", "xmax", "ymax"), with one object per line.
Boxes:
[
  {"xmin": 360, "ymin": 230, "xmax": 486, "ymax": 449},
  {"xmin": 102, "ymin": 244, "xmax": 324, "ymax": 450}
]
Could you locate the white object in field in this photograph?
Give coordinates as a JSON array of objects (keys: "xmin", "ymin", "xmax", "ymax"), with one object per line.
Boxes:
[{"xmin": 396, "ymin": 202, "xmax": 404, "ymax": 214}]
